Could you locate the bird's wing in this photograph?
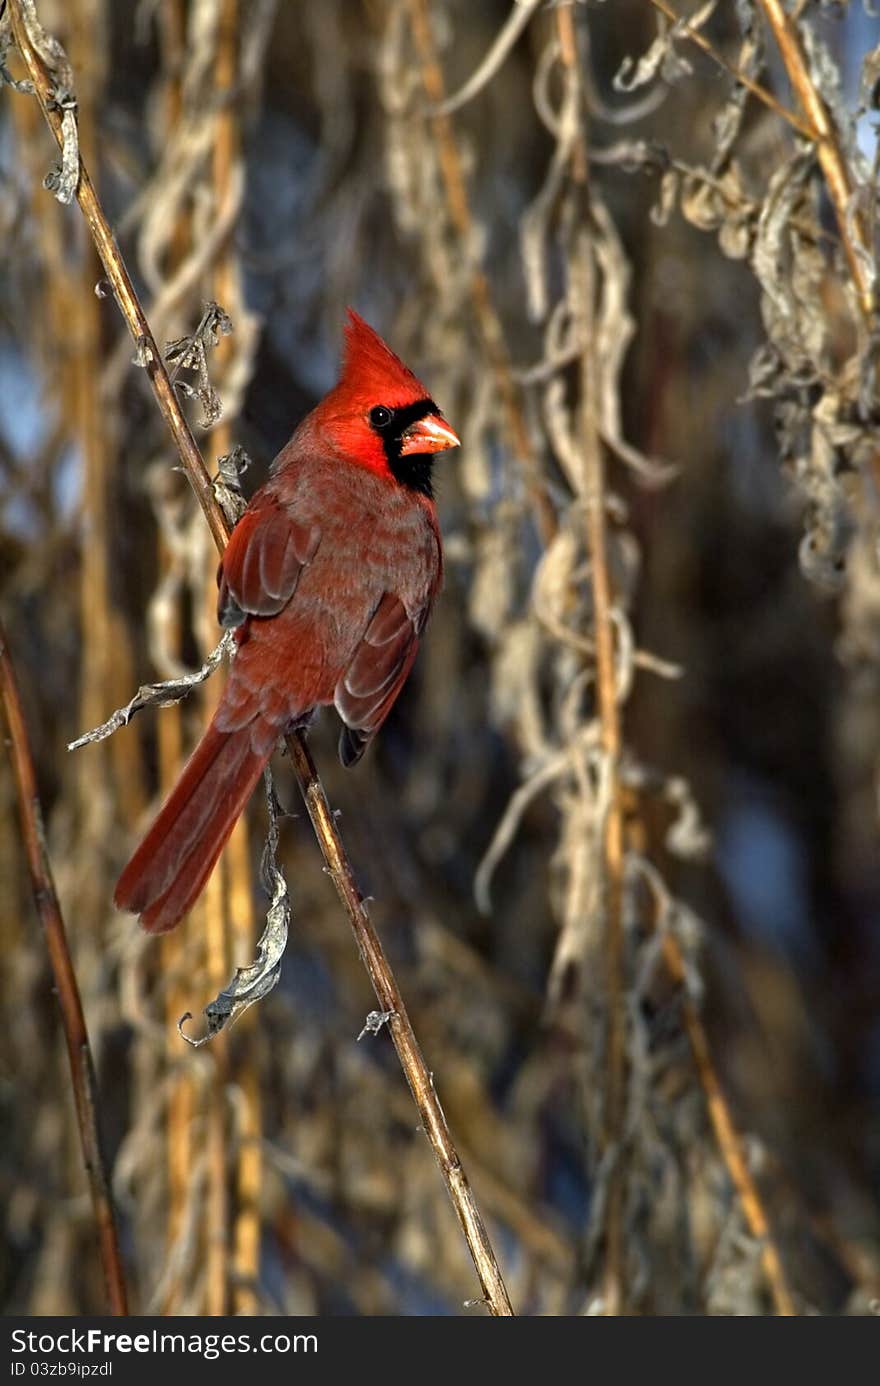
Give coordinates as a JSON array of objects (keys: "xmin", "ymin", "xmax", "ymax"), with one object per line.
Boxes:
[
  {"xmin": 217, "ymin": 501, "xmax": 321, "ymax": 627},
  {"xmin": 334, "ymin": 591, "xmax": 423, "ymax": 767}
]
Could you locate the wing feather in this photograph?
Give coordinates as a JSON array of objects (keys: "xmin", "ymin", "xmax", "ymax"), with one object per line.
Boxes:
[
  {"xmin": 218, "ymin": 502, "xmax": 320, "ymax": 626},
  {"xmin": 334, "ymin": 593, "xmax": 422, "ymax": 766}
]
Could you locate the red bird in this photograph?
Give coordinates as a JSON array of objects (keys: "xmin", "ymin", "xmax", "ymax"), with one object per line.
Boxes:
[{"xmin": 115, "ymin": 310, "xmax": 459, "ymax": 933}]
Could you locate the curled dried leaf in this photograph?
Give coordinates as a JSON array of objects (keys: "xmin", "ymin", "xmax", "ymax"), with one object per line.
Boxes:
[
  {"xmin": 613, "ymin": 15, "xmax": 694, "ymax": 93},
  {"xmin": 165, "ymin": 301, "xmax": 234, "ymax": 428},
  {"xmin": 179, "ymin": 772, "xmax": 290, "ymax": 1046}
]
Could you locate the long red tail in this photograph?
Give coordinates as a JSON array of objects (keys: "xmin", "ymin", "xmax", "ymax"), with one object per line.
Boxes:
[{"xmin": 114, "ymin": 716, "xmax": 273, "ymax": 934}]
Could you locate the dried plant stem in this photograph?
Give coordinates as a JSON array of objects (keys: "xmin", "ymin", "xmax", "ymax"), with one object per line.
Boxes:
[
  {"xmin": 199, "ymin": 487, "xmax": 231, "ymax": 1312},
  {"xmin": 660, "ymin": 933, "xmax": 797, "ymax": 1315},
  {"xmin": 0, "ymin": 619, "xmax": 128, "ymax": 1315},
  {"xmin": 283, "ymin": 735, "xmax": 513, "ymax": 1314},
  {"xmin": 405, "ymin": 0, "xmax": 557, "ymax": 548},
  {"xmin": 646, "ymin": 0, "xmax": 878, "ymax": 523},
  {"xmin": 228, "ymin": 861, "xmax": 262, "ymax": 1316},
  {"xmin": 560, "ymin": 4, "xmax": 797, "ymax": 1316},
  {"xmin": 200, "ymin": 656, "xmax": 230, "ymax": 1318},
  {"xmin": 9, "ymin": 0, "xmax": 513, "ymax": 1318},
  {"xmin": 755, "ymin": 0, "xmax": 875, "ymax": 320},
  {"xmin": 576, "ymin": 236, "xmax": 628, "ymax": 1316},
  {"xmin": 69, "ymin": 0, "xmax": 145, "ymax": 828},
  {"xmin": 205, "ymin": 1069, "xmax": 230, "ymax": 1315},
  {"xmin": 645, "ymin": 0, "xmax": 814, "ymax": 141},
  {"xmin": 9, "ymin": 18, "xmax": 143, "ymax": 831},
  {"xmin": 200, "ymin": 220, "xmax": 233, "ymax": 1323},
  {"xmin": 223, "ymin": 624, "xmax": 264, "ymax": 1232},
  {"xmin": 155, "ymin": 0, "xmax": 196, "ymax": 1310},
  {"xmin": 208, "ymin": 0, "xmax": 260, "ymax": 1315},
  {"xmin": 162, "ymin": 1044, "xmax": 194, "ymax": 1311},
  {"xmin": 157, "ymin": 557, "xmax": 195, "ymax": 1310},
  {"xmin": 641, "ymin": 0, "xmax": 833, "ymax": 1320},
  {"xmin": 385, "ymin": 1087, "xmax": 575, "ymax": 1280},
  {"xmin": 557, "ymin": 5, "xmax": 627, "ymax": 1313}
]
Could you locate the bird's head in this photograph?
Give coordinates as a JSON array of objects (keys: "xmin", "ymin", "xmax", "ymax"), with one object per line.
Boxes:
[{"xmin": 314, "ymin": 309, "xmax": 459, "ymax": 499}]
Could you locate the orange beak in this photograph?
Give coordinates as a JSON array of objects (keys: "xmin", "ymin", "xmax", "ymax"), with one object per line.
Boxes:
[{"xmin": 399, "ymin": 412, "xmax": 460, "ymax": 457}]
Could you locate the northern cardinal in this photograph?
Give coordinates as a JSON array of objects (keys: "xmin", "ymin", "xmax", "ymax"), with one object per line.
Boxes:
[{"xmin": 115, "ymin": 310, "xmax": 459, "ymax": 933}]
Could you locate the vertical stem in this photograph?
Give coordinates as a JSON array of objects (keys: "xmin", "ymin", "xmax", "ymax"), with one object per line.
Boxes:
[
  {"xmin": 577, "ymin": 238, "xmax": 628, "ymax": 1314},
  {"xmin": 561, "ymin": 0, "xmax": 796, "ymax": 1316},
  {"xmin": 285, "ymin": 734, "xmax": 514, "ymax": 1315},
  {"xmin": 756, "ymin": 0, "xmax": 874, "ymax": 320},
  {"xmin": 158, "ymin": 547, "xmax": 195, "ymax": 1306},
  {"xmin": 660, "ymin": 936, "xmax": 797, "ymax": 1314},
  {"xmin": 0, "ymin": 620, "xmax": 128, "ymax": 1315},
  {"xmin": 198, "ymin": 531, "xmax": 230, "ymax": 1316},
  {"xmin": 199, "ymin": 693, "xmax": 230, "ymax": 1318},
  {"xmin": 557, "ymin": 4, "xmax": 628, "ymax": 1313},
  {"xmin": 199, "ymin": 0, "xmax": 254, "ymax": 1316},
  {"xmin": 154, "ymin": 0, "xmax": 196, "ymax": 1310},
  {"xmin": 228, "ymin": 822, "xmax": 262, "ymax": 1315},
  {"xmin": 69, "ymin": 0, "xmax": 146, "ymax": 828}
]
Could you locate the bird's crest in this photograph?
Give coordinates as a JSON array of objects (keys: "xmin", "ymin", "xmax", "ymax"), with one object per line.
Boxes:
[{"xmin": 339, "ymin": 309, "xmax": 428, "ymax": 407}]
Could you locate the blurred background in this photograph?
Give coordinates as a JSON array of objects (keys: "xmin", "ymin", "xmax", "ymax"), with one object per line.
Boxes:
[{"xmin": 1, "ymin": 0, "xmax": 879, "ymax": 1315}]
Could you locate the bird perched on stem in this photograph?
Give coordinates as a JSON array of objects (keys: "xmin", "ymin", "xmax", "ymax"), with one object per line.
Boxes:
[{"xmin": 115, "ymin": 310, "xmax": 458, "ymax": 934}]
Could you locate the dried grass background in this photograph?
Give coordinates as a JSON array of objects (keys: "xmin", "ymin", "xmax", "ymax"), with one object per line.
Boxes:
[{"xmin": 1, "ymin": 0, "xmax": 879, "ymax": 1315}]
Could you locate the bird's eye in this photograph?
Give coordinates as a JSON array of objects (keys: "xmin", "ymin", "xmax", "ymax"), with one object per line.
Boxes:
[{"xmin": 369, "ymin": 405, "xmax": 393, "ymax": 429}]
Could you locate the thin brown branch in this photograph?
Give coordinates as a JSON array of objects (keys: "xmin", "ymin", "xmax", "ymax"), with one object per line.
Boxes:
[
  {"xmin": 283, "ymin": 735, "xmax": 513, "ymax": 1315},
  {"xmin": 650, "ymin": 0, "xmax": 875, "ymax": 324},
  {"xmin": 644, "ymin": 0, "xmax": 814, "ymax": 140},
  {"xmin": 67, "ymin": 2, "xmax": 147, "ymax": 836},
  {"xmin": 660, "ymin": 932, "xmax": 797, "ymax": 1315},
  {"xmin": 200, "ymin": 713, "xmax": 230, "ymax": 1318},
  {"xmin": 405, "ymin": 0, "xmax": 558, "ymax": 549},
  {"xmin": 0, "ymin": 619, "xmax": 128, "ymax": 1316},
  {"xmin": 230, "ymin": 942, "xmax": 263, "ymax": 1316},
  {"xmin": 586, "ymin": 323, "xmax": 630, "ymax": 1307},
  {"xmin": 155, "ymin": 0, "xmax": 196, "ymax": 1314},
  {"xmin": 199, "ymin": 0, "xmax": 238, "ymax": 1315},
  {"xmin": 578, "ymin": 212, "xmax": 629, "ymax": 1320},
  {"xmin": 755, "ymin": 0, "xmax": 875, "ymax": 320},
  {"xmin": 560, "ymin": 2, "xmax": 797, "ymax": 1317},
  {"xmin": 211, "ymin": 0, "xmax": 262, "ymax": 1316},
  {"xmin": 557, "ymin": 4, "xmax": 628, "ymax": 1314},
  {"xmin": 9, "ymin": 0, "xmax": 513, "ymax": 1317}
]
